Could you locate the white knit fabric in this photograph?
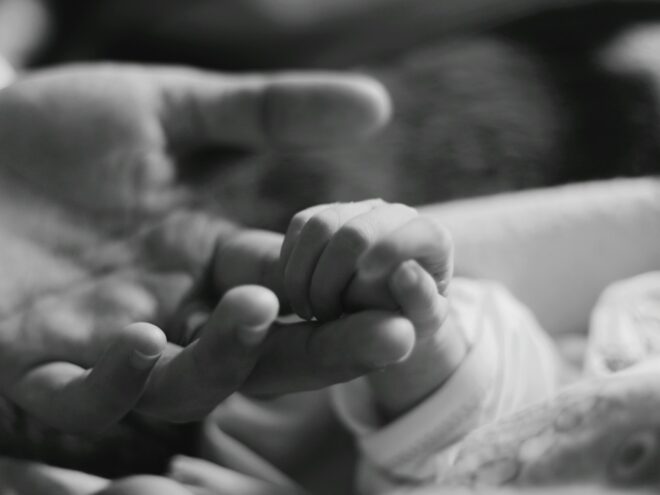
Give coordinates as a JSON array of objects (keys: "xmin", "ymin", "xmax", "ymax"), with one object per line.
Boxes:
[
  {"xmin": 332, "ymin": 278, "xmax": 561, "ymax": 494},
  {"xmin": 586, "ymin": 272, "xmax": 660, "ymax": 377}
]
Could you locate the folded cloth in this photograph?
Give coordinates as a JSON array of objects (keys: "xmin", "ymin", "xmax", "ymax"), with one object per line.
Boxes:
[
  {"xmin": 586, "ymin": 271, "xmax": 660, "ymax": 376},
  {"xmin": 0, "ymin": 55, "xmax": 14, "ymax": 90},
  {"xmin": 332, "ymin": 278, "xmax": 561, "ymax": 495}
]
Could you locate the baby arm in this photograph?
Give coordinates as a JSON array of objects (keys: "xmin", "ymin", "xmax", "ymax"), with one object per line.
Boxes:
[
  {"xmin": 277, "ymin": 199, "xmax": 464, "ymax": 418},
  {"xmin": 279, "ymin": 199, "xmax": 563, "ymax": 494}
]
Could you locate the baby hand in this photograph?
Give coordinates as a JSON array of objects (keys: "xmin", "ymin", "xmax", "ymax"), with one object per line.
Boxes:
[
  {"xmin": 279, "ymin": 199, "xmax": 452, "ymax": 322},
  {"xmin": 280, "ymin": 199, "xmax": 465, "ymax": 419}
]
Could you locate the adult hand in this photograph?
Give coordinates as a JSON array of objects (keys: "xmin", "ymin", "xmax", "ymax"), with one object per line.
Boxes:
[
  {"xmin": 0, "ymin": 63, "xmax": 394, "ymax": 431},
  {"xmin": 274, "ymin": 199, "xmax": 458, "ymax": 418},
  {"xmin": 0, "ymin": 63, "xmax": 389, "ymax": 213},
  {"xmin": 0, "ymin": 458, "xmax": 196, "ymax": 495},
  {"xmin": 0, "ymin": 457, "xmax": 108, "ymax": 495}
]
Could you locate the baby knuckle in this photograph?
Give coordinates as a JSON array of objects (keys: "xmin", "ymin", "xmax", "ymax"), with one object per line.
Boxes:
[
  {"xmin": 334, "ymin": 223, "xmax": 373, "ymax": 256},
  {"xmin": 390, "ymin": 202, "xmax": 419, "ymax": 218},
  {"xmin": 361, "ymin": 198, "xmax": 386, "ymax": 208},
  {"xmin": 288, "ymin": 209, "xmax": 315, "ymax": 233},
  {"xmin": 418, "ymin": 217, "xmax": 453, "ymax": 248},
  {"xmin": 305, "ymin": 209, "xmax": 341, "ymax": 239}
]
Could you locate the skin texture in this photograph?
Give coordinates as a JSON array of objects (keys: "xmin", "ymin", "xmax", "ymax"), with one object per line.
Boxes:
[
  {"xmin": 275, "ymin": 200, "xmax": 459, "ymax": 418},
  {"xmin": 0, "ymin": 63, "xmax": 469, "ymax": 482},
  {"xmin": 0, "ymin": 64, "xmax": 424, "ymax": 440}
]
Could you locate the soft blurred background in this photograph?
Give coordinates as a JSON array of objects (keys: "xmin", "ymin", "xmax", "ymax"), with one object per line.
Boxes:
[{"xmin": 3, "ymin": 0, "xmax": 660, "ymax": 230}]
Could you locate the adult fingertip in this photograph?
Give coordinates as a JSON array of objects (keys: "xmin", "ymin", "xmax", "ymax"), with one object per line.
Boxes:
[
  {"xmin": 217, "ymin": 286, "xmax": 279, "ymax": 346},
  {"xmin": 265, "ymin": 74, "xmax": 392, "ymax": 147},
  {"xmin": 335, "ymin": 74, "xmax": 392, "ymax": 135},
  {"xmin": 222, "ymin": 285, "xmax": 280, "ymax": 325},
  {"xmin": 362, "ymin": 317, "xmax": 415, "ymax": 368}
]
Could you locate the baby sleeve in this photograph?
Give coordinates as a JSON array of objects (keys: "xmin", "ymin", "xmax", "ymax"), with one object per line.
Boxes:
[{"xmin": 331, "ymin": 278, "xmax": 562, "ymax": 494}]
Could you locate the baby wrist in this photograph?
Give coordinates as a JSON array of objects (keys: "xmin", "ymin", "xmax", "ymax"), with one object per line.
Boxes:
[{"xmin": 367, "ymin": 321, "xmax": 469, "ymax": 421}]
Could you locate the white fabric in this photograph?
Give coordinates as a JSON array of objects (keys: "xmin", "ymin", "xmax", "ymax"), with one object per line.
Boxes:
[
  {"xmin": 189, "ymin": 179, "xmax": 660, "ymax": 494},
  {"xmin": 586, "ymin": 271, "xmax": 660, "ymax": 377},
  {"xmin": 332, "ymin": 278, "xmax": 561, "ymax": 494},
  {"xmin": 421, "ymin": 178, "xmax": 660, "ymax": 336}
]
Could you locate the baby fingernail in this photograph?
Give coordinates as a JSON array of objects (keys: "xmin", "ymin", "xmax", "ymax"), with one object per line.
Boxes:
[{"xmin": 131, "ymin": 349, "xmax": 162, "ymax": 370}]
